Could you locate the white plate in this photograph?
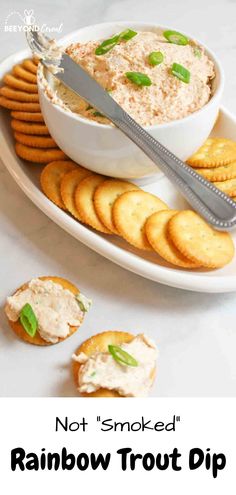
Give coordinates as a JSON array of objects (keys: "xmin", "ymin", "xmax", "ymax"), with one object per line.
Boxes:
[{"xmin": 1, "ymin": 49, "xmax": 236, "ymax": 293}]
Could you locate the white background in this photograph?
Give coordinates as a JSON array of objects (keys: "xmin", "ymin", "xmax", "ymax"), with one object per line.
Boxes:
[
  {"xmin": 1, "ymin": 0, "xmax": 236, "ymax": 397},
  {"xmin": 0, "ymin": 398, "xmax": 236, "ymax": 494}
]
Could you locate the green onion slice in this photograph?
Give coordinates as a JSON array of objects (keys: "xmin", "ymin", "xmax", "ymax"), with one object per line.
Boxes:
[
  {"xmin": 119, "ymin": 29, "xmax": 137, "ymax": 41},
  {"xmin": 108, "ymin": 345, "xmax": 138, "ymax": 367},
  {"xmin": 194, "ymin": 47, "xmax": 202, "ymax": 58},
  {"xmin": 126, "ymin": 71, "xmax": 152, "ymax": 86},
  {"xmin": 95, "ymin": 28, "xmax": 137, "ymax": 55},
  {"xmin": 148, "ymin": 51, "xmax": 164, "ymax": 66},
  {"xmin": 163, "ymin": 30, "xmax": 189, "ymax": 45},
  {"xmin": 76, "ymin": 293, "xmax": 92, "ymax": 312},
  {"xmin": 93, "ymin": 111, "xmax": 105, "ymax": 117},
  {"xmin": 171, "ymin": 63, "xmax": 190, "ymax": 83},
  {"xmin": 19, "ymin": 303, "xmax": 38, "ymax": 337},
  {"xmin": 95, "ymin": 34, "xmax": 120, "ymax": 55}
]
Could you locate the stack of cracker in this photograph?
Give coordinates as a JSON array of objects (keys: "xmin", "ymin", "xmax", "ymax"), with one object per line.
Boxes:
[
  {"xmin": 0, "ymin": 57, "xmax": 67, "ymax": 163},
  {"xmin": 40, "ymin": 161, "xmax": 235, "ymax": 270},
  {"xmin": 187, "ymin": 137, "xmax": 236, "ymax": 201}
]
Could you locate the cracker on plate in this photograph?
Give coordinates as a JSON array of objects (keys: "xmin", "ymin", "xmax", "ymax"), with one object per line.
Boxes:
[
  {"xmin": 113, "ymin": 190, "xmax": 168, "ymax": 250},
  {"xmin": 4, "ymin": 74, "xmax": 38, "ymax": 93},
  {"xmin": 11, "ymin": 119, "xmax": 48, "ymax": 134},
  {"xmin": 187, "ymin": 138, "xmax": 236, "ymax": 168},
  {"xmin": 40, "ymin": 160, "xmax": 77, "ymax": 207},
  {"xmin": 168, "ymin": 210, "xmax": 234, "ymax": 268},
  {"xmin": 0, "ymin": 96, "xmax": 40, "ymax": 112},
  {"xmin": 75, "ymin": 174, "xmax": 112, "ymax": 234},
  {"xmin": 60, "ymin": 167, "xmax": 92, "ymax": 220},
  {"xmin": 22, "ymin": 58, "xmax": 38, "ymax": 74},
  {"xmin": 197, "ymin": 161, "xmax": 236, "ymax": 181},
  {"xmin": 213, "ymin": 178, "xmax": 236, "ymax": 197},
  {"xmin": 94, "ymin": 179, "xmax": 139, "ymax": 234},
  {"xmin": 14, "ymin": 131, "xmax": 57, "ymax": 148},
  {"xmin": 146, "ymin": 210, "xmax": 201, "ymax": 268},
  {"xmin": 15, "ymin": 143, "xmax": 67, "ymax": 163},
  {"xmin": 0, "ymin": 86, "xmax": 39, "ymax": 102},
  {"xmin": 13, "ymin": 64, "xmax": 37, "ymax": 83}
]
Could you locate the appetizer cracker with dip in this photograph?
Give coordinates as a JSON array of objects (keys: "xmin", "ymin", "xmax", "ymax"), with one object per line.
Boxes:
[
  {"xmin": 72, "ymin": 331, "xmax": 157, "ymax": 397},
  {"xmin": 5, "ymin": 276, "xmax": 91, "ymax": 345}
]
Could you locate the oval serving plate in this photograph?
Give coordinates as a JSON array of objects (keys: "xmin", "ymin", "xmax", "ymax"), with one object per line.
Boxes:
[{"xmin": 1, "ymin": 47, "xmax": 236, "ymax": 293}]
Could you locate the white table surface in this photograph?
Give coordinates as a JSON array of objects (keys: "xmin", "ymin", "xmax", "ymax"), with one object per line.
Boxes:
[{"xmin": 0, "ymin": 0, "xmax": 236, "ymax": 397}]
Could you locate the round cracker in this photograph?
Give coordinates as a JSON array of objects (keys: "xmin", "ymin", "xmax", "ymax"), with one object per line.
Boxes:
[
  {"xmin": 168, "ymin": 210, "xmax": 234, "ymax": 268},
  {"xmin": 3, "ymin": 74, "xmax": 38, "ymax": 93},
  {"xmin": 33, "ymin": 55, "xmax": 40, "ymax": 64},
  {"xmin": 187, "ymin": 138, "xmax": 236, "ymax": 168},
  {"xmin": 94, "ymin": 179, "xmax": 139, "ymax": 234},
  {"xmin": 22, "ymin": 59, "xmax": 38, "ymax": 74},
  {"xmin": 14, "ymin": 132, "xmax": 57, "ymax": 148},
  {"xmin": 113, "ymin": 190, "xmax": 168, "ymax": 250},
  {"xmin": 6, "ymin": 276, "xmax": 83, "ymax": 346},
  {"xmin": 0, "ymin": 96, "xmax": 40, "ymax": 112},
  {"xmin": 0, "ymin": 86, "xmax": 39, "ymax": 102},
  {"xmin": 146, "ymin": 210, "xmax": 200, "ymax": 268},
  {"xmin": 40, "ymin": 161, "xmax": 78, "ymax": 208},
  {"xmin": 197, "ymin": 161, "xmax": 236, "ymax": 182},
  {"xmin": 15, "ymin": 143, "xmax": 67, "ymax": 163},
  {"xmin": 13, "ymin": 64, "xmax": 37, "ymax": 83},
  {"xmin": 60, "ymin": 168, "xmax": 92, "ymax": 220},
  {"xmin": 72, "ymin": 331, "xmax": 156, "ymax": 397},
  {"xmin": 213, "ymin": 178, "xmax": 236, "ymax": 197},
  {"xmin": 75, "ymin": 175, "xmax": 112, "ymax": 234},
  {"xmin": 11, "ymin": 119, "xmax": 48, "ymax": 134},
  {"xmin": 11, "ymin": 111, "xmax": 44, "ymax": 122}
]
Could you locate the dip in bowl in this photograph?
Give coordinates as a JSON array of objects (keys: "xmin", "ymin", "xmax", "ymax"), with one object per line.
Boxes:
[{"xmin": 38, "ymin": 22, "xmax": 224, "ymax": 180}]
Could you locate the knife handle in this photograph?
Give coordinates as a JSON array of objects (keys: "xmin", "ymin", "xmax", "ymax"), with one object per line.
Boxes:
[{"xmin": 112, "ymin": 110, "xmax": 236, "ymax": 230}]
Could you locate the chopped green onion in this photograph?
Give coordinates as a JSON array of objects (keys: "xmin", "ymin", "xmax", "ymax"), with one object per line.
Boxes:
[
  {"xmin": 119, "ymin": 29, "xmax": 137, "ymax": 41},
  {"xmin": 19, "ymin": 303, "xmax": 38, "ymax": 337},
  {"xmin": 76, "ymin": 293, "xmax": 92, "ymax": 312},
  {"xmin": 93, "ymin": 111, "xmax": 105, "ymax": 117},
  {"xmin": 86, "ymin": 105, "xmax": 93, "ymax": 111},
  {"xmin": 90, "ymin": 372, "xmax": 96, "ymax": 378},
  {"xmin": 108, "ymin": 345, "xmax": 138, "ymax": 367},
  {"xmin": 126, "ymin": 71, "xmax": 152, "ymax": 86},
  {"xmin": 148, "ymin": 51, "xmax": 164, "ymax": 66},
  {"xmin": 171, "ymin": 63, "xmax": 190, "ymax": 83},
  {"xmin": 95, "ymin": 34, "xmax": 120, "ymax": 55},
  {"xmin": 163, "ymin": 30, "xmax": 189, "ymax": 45},
  {"xmin": 194, "ymin": 47, "xmax": 202, "ymax": 58},
  {"xmin": 95, "ymin": 28, "xmax": 137, "ymax": 56}
]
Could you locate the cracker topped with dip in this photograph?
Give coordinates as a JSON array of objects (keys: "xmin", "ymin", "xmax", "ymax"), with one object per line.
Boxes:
[
  {"xmin": 49, "ymin": 28, "xmax": 215, "ymax": 126},
  {"xmin": 5, "ymin": 276, "xmax": 91, "ymax": 345},
  {"xmin": 72, "ymin": 331, "xmax": 157, "ymax": 397}
]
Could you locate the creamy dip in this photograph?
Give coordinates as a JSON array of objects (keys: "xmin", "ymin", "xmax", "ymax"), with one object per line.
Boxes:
[
  {"xmin": 5, "ymin": 278, "xmax": 86, "ymax": 343},
  {"xmin": 49, "ymin": 30, "xmax": 215, "ymax": 126},
  {"xmin": 73, "ymin": 334, "xmax": 157, "ymax": 397}
]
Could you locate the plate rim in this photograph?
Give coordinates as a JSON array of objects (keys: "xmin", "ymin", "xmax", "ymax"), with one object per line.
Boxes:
[{"xmin": 1, "ymin": 48, "xmax": 236, "ymax": 293}]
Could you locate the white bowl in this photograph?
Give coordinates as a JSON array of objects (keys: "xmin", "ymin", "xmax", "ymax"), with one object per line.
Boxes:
[{"xmin": 38, "ymin": 22, "xmax": 224, "ymax": 180}]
